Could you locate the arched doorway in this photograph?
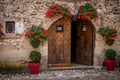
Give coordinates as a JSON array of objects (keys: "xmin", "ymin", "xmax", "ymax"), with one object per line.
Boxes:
[
  {"xmin": 48, "ymin": 17, "xmax": 95, "ymax": 67},
  {"xmin": 71, "ymin": 19, "xmax": 95, "ymax": 65}
]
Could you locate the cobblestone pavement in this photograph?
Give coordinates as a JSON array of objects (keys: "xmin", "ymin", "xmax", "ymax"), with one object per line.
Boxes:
[{"xmin": 0, "ymin": 69, "xmax": 120, "ymax": 80}]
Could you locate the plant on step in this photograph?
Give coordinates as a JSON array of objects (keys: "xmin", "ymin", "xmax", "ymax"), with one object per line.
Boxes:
[
  {"xmin": 77, "ymin": 3, "xmax": 98, "ymax": 20},
  {"xmin": 98, "ymin": 27, "xmax": 118, "ymax": 46},
  {"xmin": 104, "ymin": 48, "xmax": 117, "ymax": 71},
  {"xmin": 28, "ymin": 50, "xmax": 41, "ymax": 74},
  {"xmin": 24, "ymin": 25, "xmax": 48, "ymax": 48},
  {"xmin": 46, "ymin": 4, "xmax": 72, "ymax": 18}
]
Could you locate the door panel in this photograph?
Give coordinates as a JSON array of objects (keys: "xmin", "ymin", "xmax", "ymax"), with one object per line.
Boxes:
[
  {"xmin": 76, "ymin": 19, "xmax": 93, "ymax": 65},
  {"xmin": 48, "ymin": 17, "xmax": 71, "ymax": 67}
]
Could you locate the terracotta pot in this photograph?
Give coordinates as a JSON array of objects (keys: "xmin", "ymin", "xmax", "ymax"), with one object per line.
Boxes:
[
  {"xmin": 28, "ymin": 62, "xmax": 40, "ymax": 74},
  {"xmin": 104, "ymin": 59, "xmax": 116, "ymax": 71}
]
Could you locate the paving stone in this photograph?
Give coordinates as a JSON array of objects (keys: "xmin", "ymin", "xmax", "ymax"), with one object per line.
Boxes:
[{"xmin": 0, "ymin": 69, "xmax": 120, "ymax": 80}]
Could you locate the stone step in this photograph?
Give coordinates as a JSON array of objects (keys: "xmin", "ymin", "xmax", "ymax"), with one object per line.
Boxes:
[{"xmin": 46, "ymin": 65, "xmax": 94, "ymax": 71}]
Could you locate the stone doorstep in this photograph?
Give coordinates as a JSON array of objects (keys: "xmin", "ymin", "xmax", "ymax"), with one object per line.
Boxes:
[{"xmin": 46, "ymin": 65, "xmax": 94, "ymax": 71}]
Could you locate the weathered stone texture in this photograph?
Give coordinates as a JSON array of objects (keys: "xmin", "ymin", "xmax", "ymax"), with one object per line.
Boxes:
[{"xmin": 0, "ymin": 0, "xmax": 120, "ymax": 68}]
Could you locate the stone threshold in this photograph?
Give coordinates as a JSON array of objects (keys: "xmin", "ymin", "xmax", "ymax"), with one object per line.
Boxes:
[{"xmin": 46, "ymin": 65, "xmax": 94, "ymax": 71}]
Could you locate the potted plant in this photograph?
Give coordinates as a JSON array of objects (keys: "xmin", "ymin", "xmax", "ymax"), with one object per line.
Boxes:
[
  {"xmin": 98, "ymin": 27, "xmax": 118, "ymax": 71},
  {"xmin": 28, "ymin": 50, "xmax": 41, "ymax": 74},
  {"xmin": 24, "ymin": 25, "xmax": 48, "ymax": 48},
  {"xmin": 104, "ymin": 49, "xmax": 116, "ymax": 71},
  {"xmin": 24, "ymin": 25, "xmax": 48, "ymax": 74}
]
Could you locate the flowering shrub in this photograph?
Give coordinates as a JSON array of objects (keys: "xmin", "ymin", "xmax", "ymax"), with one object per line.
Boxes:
[
  {"xmin": 98, "ymin": 27, "xmax": 118, "ymax": 46},
  {"xmin": 0, "ymin": 23, "xmax": 5, "ymax": 39},
  {"xmin": 77, "ymin": 3, "xmax": 98, "ymax": 20},
  {"xmin": 24, "ymin": 25, "xmax": 48, "ymax": 48},
  {"xmin": 46, "ymin": 4, "xmax": 72, "ymax": 18}
]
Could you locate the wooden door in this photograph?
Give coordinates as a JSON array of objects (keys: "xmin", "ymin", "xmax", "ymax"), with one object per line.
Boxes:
[
  {"xmin": 76, "ymin": 19, "xmax": 93, "ymax": 65},
  {"xmin": 48, "ymin": 17, "xmax": 71, "ymax": 67}
]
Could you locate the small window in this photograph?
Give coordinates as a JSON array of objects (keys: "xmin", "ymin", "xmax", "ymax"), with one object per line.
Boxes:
[
  {"xmin": 6, "ymin": 21, "xmax": 15, "ymax": 33},
  {"xmin": 56, "ymin": 25, "xmax": 64, "ymax": 32}
]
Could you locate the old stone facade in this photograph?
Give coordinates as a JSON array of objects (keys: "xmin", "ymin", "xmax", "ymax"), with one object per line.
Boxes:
[{"xmin": 0, "ymin": 0, "xmax": 120, "ymax": 69}]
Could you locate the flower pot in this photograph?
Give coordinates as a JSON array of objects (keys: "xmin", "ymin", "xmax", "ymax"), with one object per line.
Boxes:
[
  {"xmin": 105, "ymin": 40, "xmax": 114, "ymax": 46},
  {"xmin": 28, "ymin": 62, "xmax": 40, "ymax": 74},
  {"xmin": 104, "ymin": 59, "xmax": 116, "ymax": 71}
]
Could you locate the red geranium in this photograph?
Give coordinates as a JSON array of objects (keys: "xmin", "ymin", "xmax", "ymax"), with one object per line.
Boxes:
[
  {"xmin": 77, "ymin": 3, "xmax": 98, "ymax": 20},
  {"xmin": 46, "ymin": 4, "xmax": 72, "ymax": 18},
  {"xmin": 98, "ymin": 27, "xmax": 118, "ymax": 46},
  {"xmin": 24, "ymin": 25, "xmax": 48, "ymax": 41}
]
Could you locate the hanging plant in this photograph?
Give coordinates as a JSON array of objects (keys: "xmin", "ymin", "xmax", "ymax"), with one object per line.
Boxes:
[
  {"xmin": 46, "ymin": 4, "xmax": 72, "ymax": 18},
  {"xmin": 77, "ymin": 3, "xmax": 98, "ymax": 20},
  {"xmin": 98, "ymin": 27, "xmax": 118, "ymax": 46},
  {"xmin": 24, "ymin": 25, "xmax": 48, "ymax": 48}
]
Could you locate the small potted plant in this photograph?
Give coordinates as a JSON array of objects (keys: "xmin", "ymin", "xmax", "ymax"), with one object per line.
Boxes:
[
  {"xmin": 104, "ymin": 49, "xmax": 116, "ymax": 71},
  {"xmin": 28, "ymin": 50, "xmax": 41, "ymax": 74}
]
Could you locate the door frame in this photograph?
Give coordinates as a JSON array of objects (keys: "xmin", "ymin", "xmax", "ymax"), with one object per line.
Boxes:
[{"xmin": 48, "ymin": 17, "xmax": 96, "ymax": 67}]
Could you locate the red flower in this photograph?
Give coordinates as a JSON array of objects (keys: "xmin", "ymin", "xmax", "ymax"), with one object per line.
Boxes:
[
  {"xmin": 46, "ymin": 4, "xmax": 71, "ymax": 18},
  {"xmin": 84, "ymin": 16, "xmax": 90, "ymax": 19},
  {"xmin": 77, "ymin": 3, "xmax": 98, "ymax": 20},
  {"xmin": 24, "ymin": 25, "xmax": 48, "ymax": 41},
  {"xmin": 67, "ymin": 12, "xmax": 72, "ymax": 17},
  {"xmin": 81, "ymin": 16, "xmax": 86, "ymax": 20},
  {"xmin": 24, "ymin": 29, "xmax": 31, "ymax": 37},
  {"xmin": 86, "ymin": 12, "xmax": 94, "ymax": 15},
  {"xmin": 41, "ymin": 29, "xmax": 48, "ymax": 37},
  {"xmin": 56, "ymin": 4, "xmax": 60, "ymax": 7},
  {"xmin": 46, "ymin": 12, "xmax": 55, "ymax": 18},
  {"xmin": 109, "ymin": 37, "xmax": 114, "ymax": 40},
  {"xmin": 112, "ymin": 34, "xmax": 118, "ymax": 38},
  {"xmin": 58, "ymin": 9, "xmax": 64, "ymax": 14},
  {"xmin": 46, "ymin": 9, "xmax": 57, "ymax": 17},
  {"xmin": 50, "ymin": 4, "xmax": 55, "ymax": 8}
]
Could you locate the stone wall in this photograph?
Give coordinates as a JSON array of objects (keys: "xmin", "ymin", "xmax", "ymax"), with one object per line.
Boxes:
[{"xmin": 0, "ymin": 0, "xmax": 120, "ymax": 69}]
